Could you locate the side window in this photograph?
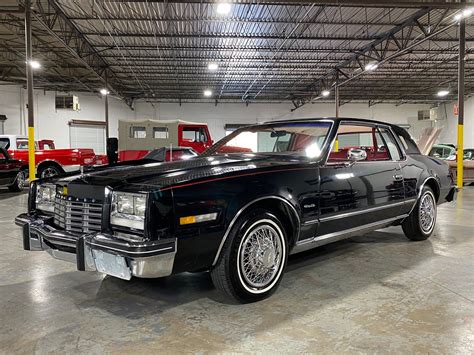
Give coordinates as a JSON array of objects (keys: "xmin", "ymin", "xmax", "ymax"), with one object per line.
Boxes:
[
  {"xmin": 329, "ymin": 123, "xmax": 391, "ymax": 162},
  {"xmin": 378, "ymin": 127, "xmax": 402, "ymax": 160},
  {"xmin": 153, "ymin": 127, "xmax": 168, "ymax": 139},
  {"xmin": 182, "ymin": 127, "xmax": 197, "ymax": 141},
  {"xmin": 130, "ymin": 126, "xmax": 146, "ymax": 139},
  {"xmin": 198, "ymin": 128, "xmax": 208, "ymax": 142},
  {"xmin": 182, "ymin": 127, "xmax": 208, "ymax": 142},
  {"xmin": 0, "ymin": 138, "xmax": 10, "ymax": 149},
  {"xmin": 16, "ymin": 139, "xmax": 28, "ymax": 149},
  {"xmin": 0, "ymin": 150, "xmax": 7, "ymax": 160}
]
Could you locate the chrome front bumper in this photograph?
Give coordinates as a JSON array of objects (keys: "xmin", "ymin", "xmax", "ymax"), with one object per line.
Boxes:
[{"xmin": 15, "ymin": 213, "xmax": 177, "ymax": 280}]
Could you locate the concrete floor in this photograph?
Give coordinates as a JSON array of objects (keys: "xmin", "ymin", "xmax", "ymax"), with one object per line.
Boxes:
[{"xmin": 0, "ymin": 188, "xmax": 473, "ymax": 354}]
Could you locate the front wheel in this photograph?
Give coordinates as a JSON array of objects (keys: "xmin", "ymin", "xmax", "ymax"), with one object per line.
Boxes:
[
  {"xmin": 210, "ymin": 210, "xmax": 288, "ymax": 303},
  {"xmin": 402, "ymin": 186, "xmax": 437, "ymax": 241}
]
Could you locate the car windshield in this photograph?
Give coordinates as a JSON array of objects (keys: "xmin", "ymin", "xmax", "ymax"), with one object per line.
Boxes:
[{"xmin": 205, "ymin": 121, "xmax": 332, "ymax": 158}]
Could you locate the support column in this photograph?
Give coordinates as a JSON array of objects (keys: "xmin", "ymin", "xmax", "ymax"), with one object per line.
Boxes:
[
  {"xmin": 457, "ymin": 14, "xmax": 465, "ymax": 188},
  {"xmin": 25, "ymin": 0, "xmax": 35, "ymax": 181},
  {"xmin": 335, "ymin": 72, "xmax": 340, "ymax": 118},
  {"xmin": 105, "ymin": 71, "xmax": 110, "ymax": 139},
  {"xmin": 105, "ymin": 93, "xmax": 109, "ymax": 139}
]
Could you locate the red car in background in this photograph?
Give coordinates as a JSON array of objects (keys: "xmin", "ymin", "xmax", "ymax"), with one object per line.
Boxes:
[
  {"xmin": 0, "ymin": 135, "xmax": 97, "ymax": 178},
  {"xmin": 117, "ymin": 119, "xmax": 214, "ymax": 161},
  {"xmin": 0, "ymin": 148, "xmax": 27, "ymax": 191}
]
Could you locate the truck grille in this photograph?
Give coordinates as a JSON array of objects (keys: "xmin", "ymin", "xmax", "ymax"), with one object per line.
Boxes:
[{"xmin": 54, "ymin": 195, "xmax": 103, "ymax": 233}]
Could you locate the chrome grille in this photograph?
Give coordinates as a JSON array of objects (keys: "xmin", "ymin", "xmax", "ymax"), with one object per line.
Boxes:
[{"xmin": 54, "ymin": 195, "xmax": 103, "ymax": 233}]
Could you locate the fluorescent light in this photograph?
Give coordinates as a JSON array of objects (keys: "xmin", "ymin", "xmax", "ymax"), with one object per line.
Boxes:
[
  {"xmin": 208, "ymin": 62, "xmax": 218, "ymax": 71},
  {"xmin": 204, "ymin": 90, "xmax": 213, "ymax": 97},
  {"xmin": 437, "ymin": 90, "xmax": 450, "ymax": 97},
  {"xmin": 365, "ymin": 62, "xmax": 378, "ymax": 71},
  {"xmin": 28, "ymin": 60, "xmax": 41, "ymax": 69},
  {"xmin": 216, "ymin": 2, "xmax": 231, "ymax": 15},
  {"xmin": 100, "ymin": 88, "xmax": 109, "ymax": 95},
  {"xmin": 455, "ymin": 8, "xmax": 473, "ymax": 21},
  {"xmin": 321, "ymin": 90, "xmax": 330, "ymax": 97}
]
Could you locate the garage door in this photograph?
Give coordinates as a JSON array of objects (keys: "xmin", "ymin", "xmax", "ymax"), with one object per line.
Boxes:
[{"xmin": 69, "ymin": 121, "xmax": 106, "ymax": 154}]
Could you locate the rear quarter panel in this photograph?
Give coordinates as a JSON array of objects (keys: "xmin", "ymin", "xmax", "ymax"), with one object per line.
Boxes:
[{"xmin": 403, "ymin": 154, "xmax": 454, "ymax": 204}]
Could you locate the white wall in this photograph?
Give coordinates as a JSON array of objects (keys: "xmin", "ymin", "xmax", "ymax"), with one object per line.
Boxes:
[
  {"xmin": 435, "ymin": 98, "xmax": 474, "ymax": 147},
  {"xmin": 1, "ymin": 84, "xmax": 453, "ymax": 150}
]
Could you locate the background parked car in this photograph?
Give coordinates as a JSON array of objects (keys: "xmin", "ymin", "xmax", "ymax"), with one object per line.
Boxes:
[
  {"xmin": 429, "ymin": 143, "xmax": 456, "ymax": 160},
  {"xmin": 0, "ymin": 135, "xmax": 97, "ymax": 178},
  {"xmin": 0, "ymin": 148, "xmax": 27, "ymax": 192}
]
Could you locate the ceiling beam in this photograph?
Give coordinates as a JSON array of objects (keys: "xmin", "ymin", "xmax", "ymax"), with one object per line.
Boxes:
[{"xmin": 96, "ymin": 1, "xmax": 470, "ymax": 9}]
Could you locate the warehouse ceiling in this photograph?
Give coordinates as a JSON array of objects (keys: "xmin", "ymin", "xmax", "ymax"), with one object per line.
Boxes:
[{"xmin": 0, "ymin": 0, "xmax": 473, "ymax": 108}]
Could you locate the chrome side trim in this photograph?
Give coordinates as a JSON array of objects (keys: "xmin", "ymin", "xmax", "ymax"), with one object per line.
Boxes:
[
  {"xmin": 318, "ymin": 199, "xmax": 414, "ymax": 223},
  {"xmin": 212, "ymin": 195, "xmax": 300, "ymax": 266},
  {"xmin": 291, "ymin": 214, "xmax": 409, "ymax": 255},
  {"xmin": 302, "ymin": 219, "xmax": 319, "ymax": 226},
  {"xmin": 87, "ymin": 242, "xmax": 174, "ymax": 256}
]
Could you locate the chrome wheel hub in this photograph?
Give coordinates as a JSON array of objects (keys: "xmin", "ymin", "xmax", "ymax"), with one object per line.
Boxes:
[
  {"xmin": 42, "ymin": 167, "xmax": 58, "ymax": 178},
  {"xmin": 419, "ymin": 192, "xmax": 436, "ymax": 233},
  {"xmin": 239, "ymin": 224, "xmax": 283, "ymax": 289},
  {"xmin": 17, "ymin": 171, "xmax": 25, "ymax": 189}
]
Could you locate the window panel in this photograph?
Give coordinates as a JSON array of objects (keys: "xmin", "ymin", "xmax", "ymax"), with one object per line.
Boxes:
[
  {"xmin": 153, "ymin": 127, "xmax": 168, "ymax": 139},
  {"xmin": 130, "ymin": 126, "xmax": 146, "ymax": 139}
]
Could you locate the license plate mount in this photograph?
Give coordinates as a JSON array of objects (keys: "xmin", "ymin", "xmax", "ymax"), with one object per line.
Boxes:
[{"xmin": 92, "ymin": 249, "xmax": 132, "ymax": 280}]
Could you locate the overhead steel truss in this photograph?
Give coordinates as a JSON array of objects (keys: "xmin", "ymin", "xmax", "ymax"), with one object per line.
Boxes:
[{"xmin": 0, "ymin": 0, "xmax": 472, "ymax": 105}]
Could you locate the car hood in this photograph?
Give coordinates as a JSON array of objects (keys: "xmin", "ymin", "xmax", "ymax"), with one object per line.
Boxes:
[{"xmin": 58, "ymin": 154, "xmax": 305, "ymax": 190}]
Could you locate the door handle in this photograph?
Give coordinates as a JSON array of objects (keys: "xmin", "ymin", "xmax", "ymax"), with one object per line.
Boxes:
[{"xmin": 393, "ymin": 174, "xmax": 403, "ymax": 181}]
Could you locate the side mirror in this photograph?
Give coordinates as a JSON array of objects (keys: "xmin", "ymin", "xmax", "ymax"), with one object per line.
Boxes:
[{"xmin": 348, "ymin": 148, "xmax": 367, "ymax": 162}]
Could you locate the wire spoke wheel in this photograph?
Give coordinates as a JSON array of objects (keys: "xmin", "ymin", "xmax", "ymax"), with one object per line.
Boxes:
[
  {"xmin": 16, "ymin": 171, "xmax": 25, "ymax": 189},
  {"xmin": 419, "ymin": 192, "xmax": 436, "ymax": 233},
  {"xmin": 239, "ymin": 223, "xmax": 283, "ymax": 290},
  {"xmin": 41, "ymin": 167, "xmax": 59, "ymax": 178}
]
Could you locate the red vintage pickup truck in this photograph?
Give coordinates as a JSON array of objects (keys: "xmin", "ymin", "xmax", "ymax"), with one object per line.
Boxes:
[
  {"xmin": 0, "ymin": 135, "xmax": 97, "ymax": 178},
  {"xmin": 115, "ymin": 119, "xmax": 251, "ymax": 162}
]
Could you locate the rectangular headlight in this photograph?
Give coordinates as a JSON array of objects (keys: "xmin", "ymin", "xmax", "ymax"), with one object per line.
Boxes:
[
  {"xmin": 35, "ymin": 183, "xmax": 56, "ymax": 213},
  {"xmin": 111, "ymin": 192, "xmax": 147, "ymax": 230}
]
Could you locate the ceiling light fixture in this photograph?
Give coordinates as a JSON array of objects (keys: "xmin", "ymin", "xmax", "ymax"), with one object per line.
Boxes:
[
  {"xmin": 204, "ymin": 90, "xmax": 213, "ymax": 97},
  {"xmin": 208, "ymin": 63, "xmax": 218, "ymax": 71},
  {"xmin": 463, "ymin": 8, "xmax": 473, "ymax": 17},
  {"xmin": 437, "ymin": 90, "xmax": 450, "ymax": 97},
  {"xmin": 321, "ymin": 90, "xmax": 330, "ymax": 97},
  {"xmin": 28, "ymin": 60, "xmax": 41, "ymax": 69},
  {"xmin": 455, "ymin": 7, "xmax": 473, "ymax": 21},
  {"xmin": 100, "ymin": 88, "xmax": 109, "ymax": 95},
  {"xmin": 365, "ymin": 62, "xmax": 378, "ymax": 71},
  {"xmin": 216, "ymin": 2, "xmax": 231, "ymax": 15}
]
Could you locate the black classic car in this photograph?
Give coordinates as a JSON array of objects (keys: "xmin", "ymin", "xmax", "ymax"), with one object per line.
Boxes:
[
  {"xmin": 0, "ymin": 148, "xmax": 27, "ymax": 192},
  {"xmin": 15, "ymin": 118, "xmax": 456, "ymax": 302}
]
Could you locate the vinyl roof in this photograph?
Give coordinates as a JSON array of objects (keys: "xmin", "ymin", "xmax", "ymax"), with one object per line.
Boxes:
[{"xmin": 0, "ymin": 1, "xmax": 473, "ymax": 108}]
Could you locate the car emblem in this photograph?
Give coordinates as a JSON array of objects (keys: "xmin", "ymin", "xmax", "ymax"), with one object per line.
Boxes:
[{"xmin": 62, "ymin": 186, "xmax": 68, "ymax": 195}]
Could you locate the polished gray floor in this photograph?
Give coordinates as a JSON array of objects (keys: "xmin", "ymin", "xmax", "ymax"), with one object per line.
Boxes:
[{"xmin": 0, "ymin": 188, "xmax": 473, "ymax": 353}]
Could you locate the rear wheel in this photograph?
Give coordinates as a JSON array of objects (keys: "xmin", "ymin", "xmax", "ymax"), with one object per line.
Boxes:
[
  {"xmin": 38, "ymin": 165, "xmax": 62, "ymax": 179},
  {"xmin": 402, "ymin": 186, "xmax": 437, "ymax": 241},
  {"xmin": 8, "ymin": 170, "xmax": 26, "ymax": 192},
  {"xmin": 210, "ymin": 210, "xmax": 288, "ymax": 303}
]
